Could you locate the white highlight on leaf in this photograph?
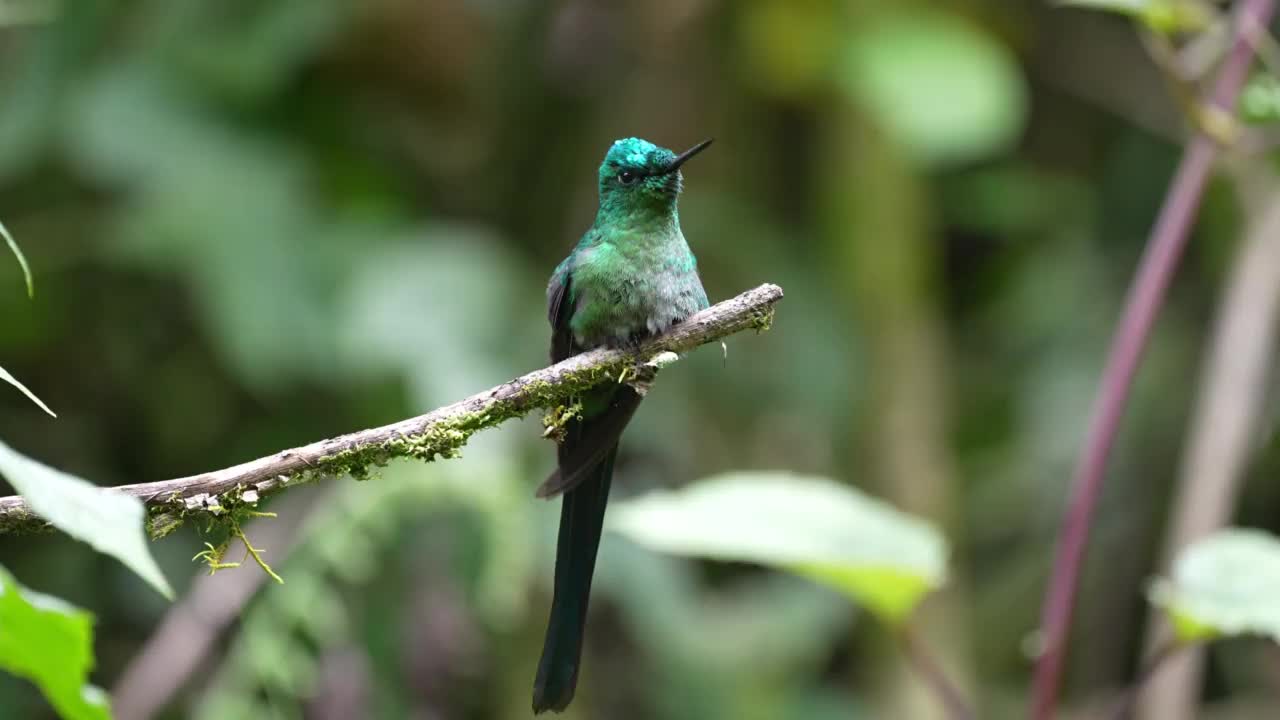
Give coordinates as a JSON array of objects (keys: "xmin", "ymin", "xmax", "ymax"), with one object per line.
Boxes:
[
  {"xmin": 0, "ymin": 365, "xmax": 55, "ymax": 417},
  {"xmin": 1149, "ymin": 528, "xmax": 1280, "ymax": 642},
  {"xmin": 1, "ymin": 219, "xmax": 33, "ymax": 298}
]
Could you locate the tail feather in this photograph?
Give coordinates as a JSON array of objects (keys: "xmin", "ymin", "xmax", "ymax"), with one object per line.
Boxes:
[{"xmin": 532, "ymin": 448, "xmax": 617, "ymax": 713}]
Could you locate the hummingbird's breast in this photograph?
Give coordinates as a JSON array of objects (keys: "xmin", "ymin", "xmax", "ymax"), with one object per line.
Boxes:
[{"xmin": 568, "ymin": 228, "xmax": 709, "ymax": 350}]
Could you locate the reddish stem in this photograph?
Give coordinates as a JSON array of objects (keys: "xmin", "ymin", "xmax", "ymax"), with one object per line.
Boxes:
[{"xmin": 1029, "ymin": 2, "xmax": 1276, "ymax": 719}]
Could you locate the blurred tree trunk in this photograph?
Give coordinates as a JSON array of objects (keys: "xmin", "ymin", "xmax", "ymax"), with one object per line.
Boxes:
[{"xmin": 820, "ymin": 105, "xmax": 973, "ymax": 719}]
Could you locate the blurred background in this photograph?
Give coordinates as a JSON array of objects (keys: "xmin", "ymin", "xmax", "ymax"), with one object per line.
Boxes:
[{"xmin": 2, "ymin": 0, "xmax": 1280, "ymax": 718}]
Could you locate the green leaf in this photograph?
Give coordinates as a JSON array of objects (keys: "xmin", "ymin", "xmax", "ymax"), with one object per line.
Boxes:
[
  {"xmin": 1055, "ymin": 0, "xmax": 1215, "ymax": 33},
  {"xmin": 1240, "ymin": 72, "xmax": 1280, "ymax": 124},
  {"xmin": 839, "ymin": 10, "xmax": 1028, "ymax": 166},
  {"xmin": 1, "ymin": 219, "xmax": 33, "ymax": 298},
  {"xmin": 608, "ymin": 472, "xmax": 948, "ymax": 625},
  {"xmin": 1148, "ymin": 528, "xmax": 1280, "ymax": 643},
  {"xmin": 0, "ymin": 440, "xmax": 172, "ymax": 599},
  {"xmin": 0, "ymin": 365, "xmax": 56, "ymax": 417},
  {"xmin": 0, "ymin": 565, "xmax": 110, "ymax": 720}
]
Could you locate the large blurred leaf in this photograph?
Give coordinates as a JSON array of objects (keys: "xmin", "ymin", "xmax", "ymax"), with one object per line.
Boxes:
[
  {"xmin": 609, "ymin": 472, "xmax": 947, "ymax": 624},
  {"xmin": 0, "ymin": 440, "xmax": 172, "ymax": 599},
  {"xmin": 839, "ymin": 10, "xmax": 1027, "ymax": 166},
  {"xmin": 1149, "ymin": 528, "xmax": 1280, "ymax": 643},
  {"xmin": 0, "ymin": 565, "xmax": 110, "ymax": 720}
]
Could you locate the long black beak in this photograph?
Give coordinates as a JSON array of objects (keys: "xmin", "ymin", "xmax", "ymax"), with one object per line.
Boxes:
[{"xmin": 664, "ymin": 138, "xmax": 713, "ymax": 174}]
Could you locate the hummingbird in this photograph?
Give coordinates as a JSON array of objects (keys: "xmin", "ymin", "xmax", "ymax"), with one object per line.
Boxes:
[{"xmin": 533, "ymin": 137, "xmax": 713, "ymax": 713}]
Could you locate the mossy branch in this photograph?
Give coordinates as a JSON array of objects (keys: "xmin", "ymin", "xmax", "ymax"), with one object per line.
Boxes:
[{"xmin": 0, "ymin": 283, "xmax": 783, "ymax": 539}]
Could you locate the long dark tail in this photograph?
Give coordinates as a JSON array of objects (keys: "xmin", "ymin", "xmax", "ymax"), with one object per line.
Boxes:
[{"xmin": 532, "ymin": 446, "xmax": 617, "ymax": 713}]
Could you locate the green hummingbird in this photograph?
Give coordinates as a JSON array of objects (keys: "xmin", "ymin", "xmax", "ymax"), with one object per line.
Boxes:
[{"xmin": 533, "ymin": 137, "xmax": 713, "ymax": 713}]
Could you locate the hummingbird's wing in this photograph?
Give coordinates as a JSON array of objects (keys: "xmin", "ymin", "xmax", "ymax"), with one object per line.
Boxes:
[
  {"xmin": 547, "ymin": 260, "xmax": 576, "ymax": 363},
  {"xmin": 538, "ymin": 258, "xmax": 643, "ymax": 498}
]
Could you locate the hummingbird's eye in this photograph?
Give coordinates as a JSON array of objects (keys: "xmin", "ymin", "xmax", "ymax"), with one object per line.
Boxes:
[{"xmin": 617, "ymin": 170, "xmax": 638, "ymax": 186}]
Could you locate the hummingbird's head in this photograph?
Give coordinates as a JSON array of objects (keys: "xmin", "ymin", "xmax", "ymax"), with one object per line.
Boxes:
[{"xmin": 597, "ymin": 137, "xmax": 712, "ymax": 217}]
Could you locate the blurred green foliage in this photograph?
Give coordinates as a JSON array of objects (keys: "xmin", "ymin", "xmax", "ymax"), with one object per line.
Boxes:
[{"xmin": 1, "ymin": 0, "xmax": 1279, "ymax": 718}]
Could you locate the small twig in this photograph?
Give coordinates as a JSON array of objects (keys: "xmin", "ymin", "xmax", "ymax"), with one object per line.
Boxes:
[
  {"xmin": 234, "ymin": 524, "xmax": 283, "ymax": 585},
  {"xmin": 899, "ymin": 627, "xmax": 975, "ymax": 720},
  {"xmin": 1030, "ymin": 3, "xmax": 1276, "ymax": 719},
  {"xmin": 1109, "ymin": 642, "xmax": 1187, "ymax": 720},
  {"xmin": 0, "ymin": 283, "xmax": 784, "ymax": 537}
]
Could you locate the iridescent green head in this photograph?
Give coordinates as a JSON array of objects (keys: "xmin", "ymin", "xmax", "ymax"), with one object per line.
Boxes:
[{"xmin": 596, "ymin": 137, "xmax": 712, "ymax": 218}]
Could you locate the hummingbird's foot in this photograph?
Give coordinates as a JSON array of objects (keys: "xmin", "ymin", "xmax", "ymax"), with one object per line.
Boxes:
[{"xmin": 623, "ymin": 360, "xmax": 663, "ymax": 397}]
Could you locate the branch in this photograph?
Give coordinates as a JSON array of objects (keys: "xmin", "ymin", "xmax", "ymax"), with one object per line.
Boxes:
[
  {"xmin": 0, "ymin": 283, "xmax": 783, "ymax": 538},
  {"xmin": 1110, "ymin": 642, "xmax": 1187, "ymax": 720},
  {"xmin": 1030, "ymin": 2, "xmax": 1276, "ymax": 718}
]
